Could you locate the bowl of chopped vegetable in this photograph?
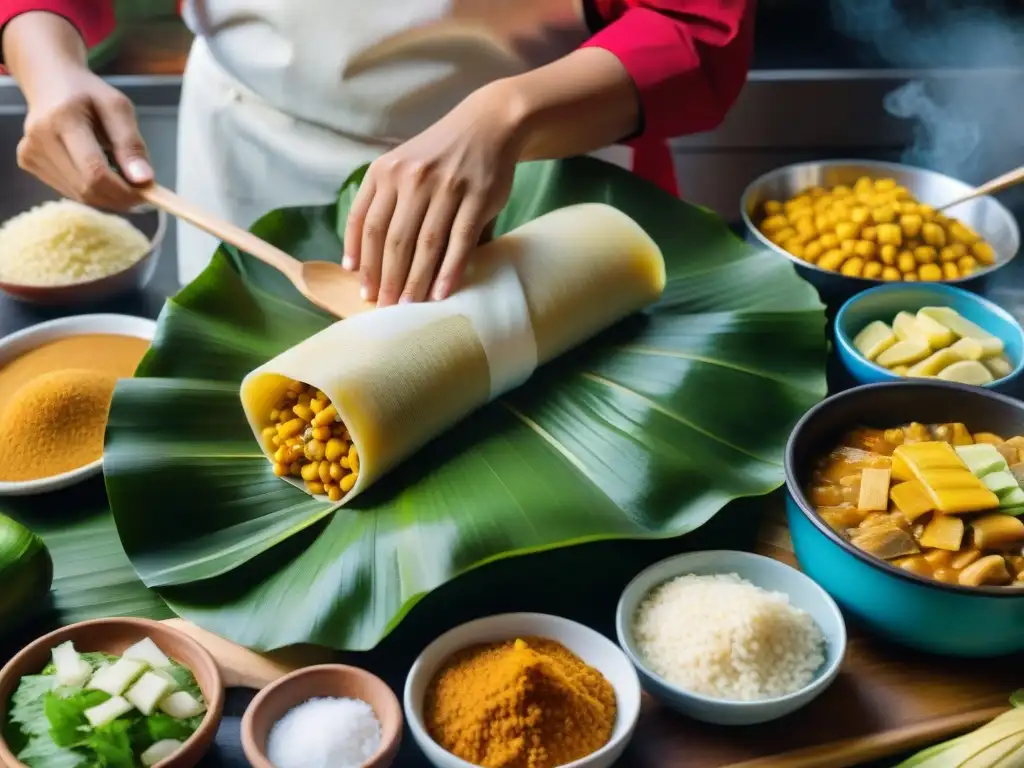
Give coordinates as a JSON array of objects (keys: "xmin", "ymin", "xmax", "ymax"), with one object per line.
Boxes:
[
  {"xmin": 834, "ymin": 283, "xmax": 1024, "ymax": 392},
  {"xmin": 0, "ymin": 200, "xmax": 165, "ymax": 306},
  {"xmin": 615, "ymin": 550, "xmax": 846, "ymax": 726},
  {"xmin": 0, "ymin": 617, "xmax": 223, "ymax": 767},
  {"xmin": 786, "ymin": 381, "xmax": 1024, "ymax": 656}
]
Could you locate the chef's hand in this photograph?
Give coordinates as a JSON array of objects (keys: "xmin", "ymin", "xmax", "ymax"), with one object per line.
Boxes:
[
  {"xmin": 5, "ymin": 13, "xmax": 153, "ymax": 210},
  {"xmin": 343, "ymin": 84, "xmax": 525, "ymax": 306}
]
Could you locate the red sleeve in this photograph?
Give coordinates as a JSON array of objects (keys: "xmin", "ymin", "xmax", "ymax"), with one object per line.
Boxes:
[
  {"xmin": 582, "ymin": 0, "xmax": 756, "ymax": 139},
  {"xmin": 0, "ymin": 0, "xmax": 117, "ymax": 49}
]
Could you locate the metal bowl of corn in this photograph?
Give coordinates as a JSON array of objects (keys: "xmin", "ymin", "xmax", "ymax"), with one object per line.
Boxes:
[{"xmin": 740, "ymin": 160, "xmax": 1021, "ymax": 304}]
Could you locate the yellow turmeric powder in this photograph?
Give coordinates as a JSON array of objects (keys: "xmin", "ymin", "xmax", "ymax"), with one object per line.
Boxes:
[
  {"xmin": 424, "ymin": 637, "xmax": 616, "ymax": 768},
  {"xmin": 0, "ymin": 369, "xmax": 118, "ymax": 481}
]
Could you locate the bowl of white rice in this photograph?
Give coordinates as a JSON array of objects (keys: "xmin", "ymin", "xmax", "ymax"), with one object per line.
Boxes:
[
  {"xmin": 0, "ymin": 199, "xmax": 165, "ymax": 305},
  {"xmin": 615, "ymin": 550, "xmax": 846, "ymax": 726}
]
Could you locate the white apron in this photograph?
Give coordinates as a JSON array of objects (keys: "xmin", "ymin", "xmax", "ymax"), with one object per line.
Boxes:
[{"xmin": 175, "ymin": 0, "xmax": 633, "ymax": 285}]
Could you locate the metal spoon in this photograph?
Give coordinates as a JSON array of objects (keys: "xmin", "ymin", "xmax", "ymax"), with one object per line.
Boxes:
[
  {"xmin": 138, "ymin": 183, "xmax": 375, "ymax": 318},
  {"xmin": 938, "ymin": 165, "xmax": 1024, "ymax": 212}
]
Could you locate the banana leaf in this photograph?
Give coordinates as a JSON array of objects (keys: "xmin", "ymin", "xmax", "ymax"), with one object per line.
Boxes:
[{"xmin": 103, "ymin": 156, "xmax": 828, "ymax": 651}]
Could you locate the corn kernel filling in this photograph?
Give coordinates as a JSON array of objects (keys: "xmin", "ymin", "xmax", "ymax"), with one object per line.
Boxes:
[
  {"xmin": 757, "ymin": 176, "xmax": 996, "ymax": 282},
  {"xmin": 263, "ymin": 379, "xmax": 359, "ymax": 501}
]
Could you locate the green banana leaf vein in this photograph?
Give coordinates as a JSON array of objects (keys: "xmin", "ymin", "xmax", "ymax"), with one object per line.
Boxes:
[{"xmin": 103, "ymin": 157, "xmax": 828, "ymax": 651}]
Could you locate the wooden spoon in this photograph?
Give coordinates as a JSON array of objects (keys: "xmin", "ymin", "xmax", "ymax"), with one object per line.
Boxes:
[
  {"xmin": 139, "ymin": 183, "xmax": 375, "ymax": 318},
  {"xmin": 938, "ymin": 165, "xmax": 1024, "ymax": 212}
]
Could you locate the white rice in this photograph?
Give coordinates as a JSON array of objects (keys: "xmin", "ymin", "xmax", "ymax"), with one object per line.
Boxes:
[
  {"xmin": 633, "ymin": 572, "xmax": 826, "ymax": 701},
  {"xmin": 0, "ymin": 199, "xmax": 150, "ymax": 286}
]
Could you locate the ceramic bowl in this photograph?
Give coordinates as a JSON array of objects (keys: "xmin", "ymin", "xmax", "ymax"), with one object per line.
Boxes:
[
  {"xmin": 615, "ymin": 550, "xmax": 846, "ymax": 726},
  {"xmin": 0, "ymin": 618, "xmax": 224, "ymax": 768},
  {"xmin": 404, "ymin": 613, "xmax": 641, "ymax": 768},
  {"xmin": 786, "ymin": 381, "xmax": 1024, "ymax": 656},
  {"xmin": 241, "ymin": 664, "xmax": 402, "ymax": 768},
  {"xmin": 0, "ymin": 313, "xmax": 157, "ymax": 496},
  {"xmin": 740, "ymin": 159, "xmax": 1020, "ymax": 305},
  {"xmin": 0, "ymin": 208, "xmax": 165, "ymax": 306},
  {"xmin": 834, "ymin": 283, "xmax": 1024, "ymax": 391}
]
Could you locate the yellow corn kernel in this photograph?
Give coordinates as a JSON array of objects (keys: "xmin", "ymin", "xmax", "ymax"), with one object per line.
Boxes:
[
  {"xmin": 313, "ymin": 404, "xmax": 338, "ymax": 427},
  {"xmin": 261, "ymin": 425, "xmax": 277, "ymax": 442},
  {"xmin": 850, "ymin": 207, "xmax": 870, "ymax": 225},
  {"xmin": 273, "ymin": 446, "xmax": 290, "ymax": 464},
  {"xmin": 326, "ymin": 484, "xmax": 343, "ymax": 502},
  {"xmin": 914, "ymin": 245, "xmax": 937, "ymax": 264},
  {"xmin": 764, "ymin": 200, "xmax": 783, "ymax": 215},
  {"xmin": 942, "ymin": 262, "xmax": 960, "ymax": 280},
  {"xmin": 310, "ymin": 425, "xmax": 330, "ymax": 442},
  {"xmin": 297, "ymin": 392, "xmax": 311, "ymax": 406},
  {"xmin": 893, "ymin": 186, "xmax": 912, "ymax": 200},
  {"xmin": 271, "ymin": 435, "xmax": 282, "ymax": 447},
  {"xmin": 291, "ymin": 403, "xmax": 313, "ymax": 423},
  {"xmin": 874, "ymin": 178, "xmax": 896, "ymax": 191},
  {"xmin": 306, "ymin": 439, "xmax": 326, "ymax": 462},
  {"xmin": 814, "ymin": 213, "xmax": 835, "ymax": 233},
  {"xmin": 863, "ymin": 261, "xmax": 884, "ymax": 279},
  {"xmin": 306, "ymin": 481, "xmax": 325, "ymax": 495},
  {"xmin": 806, "ymin": 186, "xmax": 826, "ymax": 198},
  {"xmin": 288, "ymin": 461, "xmax": 301, "ymax": 476},
  {"xmin": 853, "ymin": 176, "xmax": 873, "ymax": 193},
  {"xmin": 318, "ymin": 460, "xmax": 332, "ymax": 484},
  {"xmin": 309, "ymin": 398, "xmax": 325, "ymax": 414},
  {"xmin": 876, "ymin": 223, "xmax": 902, "ymax": 246},
  {"xmin": 787, "ymin": 194, "xmax": 813, "ymax": 210},
  {"xmin": 948, "ymin": 221, "xmax": 979, "ymax": 244},
  {"xmin": 831, "ymin": 200, "xmax": 851, "ymax": 218},
  {"xmin": 853, "ymin": 240, "xmax": 876, "ymax": 259},
  {"xmin": 348, "ymin": 445, "xmax": 359, "ymax": 473},
  {"xmin": 840, "ymin": 257, "xmax": 865, "ymax": 277},
  {"xmin": 957, "ymin": 255, "xmax": 978, "ymax": 274},
  {"xmin": 899, "ymin": 213, "xmax": 923, "ymax": 238},
  {"xmin": 938, "ymin": 246, "xmax": 959, "ymax": 263},
  {"xmin": 879, "ymin": 244, "xmax": 897, "ymax": 265},
  {"xmin": 918, "ymin": 263, "xmax": 942, "ymax": 282},
  {"xmin": 897, "ymin": 251, "xmax": 917, "ymax": 273},
  {"xmin": 273, "ymin": 462, "xmax": 289, "ymax": 477},
  {"xmin": 788, "ymin": 243, "xmax": 806, "ymax": 260},
  {"xmin": 972, "ymin": 241, "xmax": 996, "ymax": 265},
  {"xmin": 300, "ymin": 461, "xmax": 320, "ymax": 482},
  {"xmin": 921, "ymin": 222, "xmax": 946, "ymax": 247},
  {"xmin": 917, "ymin": 204, "xmax": 936, "ymax": 220},
  {"xmin": 269, "ymin": 409, "xmax": 280, "ymax": 421},
  {"xmin": 871, "ymin": 204, "xmax": 896, "ymax": 224},
  {"xmin": 817, "ymin": 250, "xmax": 845, "ymax": 271},
  {"xmin": 341, "ymin": 456, "xmax": 350, "ymax": 469},
  {"xmin": 340, "ymin": 474, "xmax": 357, "ymax": 492},
  {"xmin": 882, "ymin": 266, "xmax": 902, "ymax": 282},
  {"xmin": 841, "ymin": 239, "xmax": 856, "ymax": 254},
  {"xmin": 819, "ymin": 233, "xmax": 840, "ymax": 250},
  {"xmin": 769, "ymin": 227, "xmax": 797, "ymax": 246},
  {"xmin": 287, "ymin": 379, "xmax": 304, "ymax": 393},
  {"xmin": 832, "ymin": 184, "xmax": 852, "ymax": 197},
  {"xmin": 329, "ymin": 461, "xmax": 344, "ymax": 481},
  {"xmin": 861, "ymin": 225, "xmax": 877, "ymax": 242},
  {"xmin": 796, "ymin": 217, "xmax": 817, "ymax": 238},
  {"xmin": 903, "ymin": 273, "xmax": 918, "ymax": 282},
  {"xmin": 325, "ymin": 438, "xmax": 346, "ymax": 462},
  {"xmin": 277, "ymin": 417, "xmax": 305, "ymax": 439},
  {"xmin": 835, "ymin": 221, "xmax": 859, "ymax": 241},
  {"xmin": 804, "ymin": 241, "xmax": 824, "ymax": 262}
]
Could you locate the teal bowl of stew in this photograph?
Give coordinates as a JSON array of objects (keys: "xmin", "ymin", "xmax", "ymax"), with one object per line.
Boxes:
[
  {"xmin": 785, "ymin": 380, "xmax": 1024, "ymax": 657},
  {"xmin": 834, "ymin": 283, "xmax": 1024, "ymax": 392}
]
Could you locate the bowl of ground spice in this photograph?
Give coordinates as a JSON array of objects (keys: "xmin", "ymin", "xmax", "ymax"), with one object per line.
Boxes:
[
  {"xmin": 0, "ymin": 314, "xmax": 156, "ymax": 495},
  {"xmin": 404, "ymin": 613, "xmax": 641, "ymax": 768}
]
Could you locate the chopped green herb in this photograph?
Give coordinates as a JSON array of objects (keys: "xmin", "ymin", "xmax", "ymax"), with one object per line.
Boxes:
[{"xmin": 44, "ymin": 689, "xmax": 110, "ymax": 746}]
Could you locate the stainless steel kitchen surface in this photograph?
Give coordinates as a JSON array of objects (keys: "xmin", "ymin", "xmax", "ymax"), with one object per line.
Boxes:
[{"xmin": 0, "ymin": 66, "xmax": 1021, "ymax": 294}]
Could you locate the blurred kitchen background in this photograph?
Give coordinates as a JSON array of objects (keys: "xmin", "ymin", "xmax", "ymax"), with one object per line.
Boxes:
[{"xmin": 1, "ymin": 0, "xmax": 1023, "ymax": 284}]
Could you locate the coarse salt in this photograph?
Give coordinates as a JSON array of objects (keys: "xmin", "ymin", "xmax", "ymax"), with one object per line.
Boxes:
[{"xmin": 266, "ymin": 696, "xmax": 382, "ymax": 768}]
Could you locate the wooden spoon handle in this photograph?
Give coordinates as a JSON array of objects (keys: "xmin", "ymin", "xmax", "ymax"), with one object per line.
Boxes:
[
  {"xmin": 939, "ymin": 165, "xmax": 1024, "ymax": 211},
  {"xmin": 139, "ymin": 184, "xmax": 302, "ymax": 282},
  {"xmin": 163, "ymin": 619, "xmax": 334, "ymax": 689}
]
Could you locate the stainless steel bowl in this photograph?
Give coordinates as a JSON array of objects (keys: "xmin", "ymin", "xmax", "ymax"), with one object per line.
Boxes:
[{"xmin": 740, "ymin": 160, "xmax": 1021, "ymax": 304}]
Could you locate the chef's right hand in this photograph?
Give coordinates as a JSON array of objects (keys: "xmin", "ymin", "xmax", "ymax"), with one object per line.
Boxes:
[{"xmin": 17, "ymin": 64, "xmax": 153, "ymax": 210}]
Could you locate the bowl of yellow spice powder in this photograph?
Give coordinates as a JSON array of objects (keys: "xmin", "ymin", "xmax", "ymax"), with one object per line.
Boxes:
[
  {"xmin": 0, "ymin": 314, "xmax": 156, "ymax": 495},
  {"xmin": 404, "ymin": 613, "xmax": 641, "ymax": 768}
]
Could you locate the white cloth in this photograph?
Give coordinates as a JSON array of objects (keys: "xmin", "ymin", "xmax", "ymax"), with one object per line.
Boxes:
[{"xmin": 175, "ymin": 0, "xmax": 632, "ymax": 285}]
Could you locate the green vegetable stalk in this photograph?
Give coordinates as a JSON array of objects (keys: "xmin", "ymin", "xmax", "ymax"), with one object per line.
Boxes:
[
  {"xmin": 896, "ymin": 691, "xmax": 1024, "ymax": 767},
  {"xmin": 0, "ymin": 513, "xmax": 52, "ymax": 637}
]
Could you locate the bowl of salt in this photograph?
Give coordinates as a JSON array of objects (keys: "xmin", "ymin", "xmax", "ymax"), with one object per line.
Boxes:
[{"xmin": 241, "ymin": 664, "xmax": 403, "ymax": 768}]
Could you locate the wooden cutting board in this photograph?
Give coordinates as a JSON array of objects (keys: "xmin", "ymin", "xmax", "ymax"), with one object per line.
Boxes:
[
  {"xmin": 625, "ymin": 507, "xmax": 1017, "ymax": 768},
  {"xmin": 164, "ymin": 509, "xmax": 1018, "ymax": 768}
]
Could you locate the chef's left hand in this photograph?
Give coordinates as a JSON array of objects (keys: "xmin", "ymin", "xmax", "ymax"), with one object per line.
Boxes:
[{"xmin": 343, "ymin": 83, "xmax": 525, "ymax": 306}]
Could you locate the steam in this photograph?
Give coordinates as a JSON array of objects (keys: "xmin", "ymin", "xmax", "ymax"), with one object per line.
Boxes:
[{"xmin": 830, "ymin": 0, "xmax": 1024, "ymax": 196}]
